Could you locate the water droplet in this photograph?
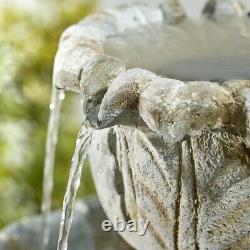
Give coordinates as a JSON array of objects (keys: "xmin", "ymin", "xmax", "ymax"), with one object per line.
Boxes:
[
  {"xmin": 49, "ymin": 103, "xmax": 55, "ymax": 110},
  {"xmin": 59, "ymin": 92, "xmax": 65, "ymax": 100}
]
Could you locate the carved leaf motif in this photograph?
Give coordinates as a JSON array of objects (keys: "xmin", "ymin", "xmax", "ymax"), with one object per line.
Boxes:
[{"xmin": 89, "ymin": 126, "xmax": 250, "ymax": 250}]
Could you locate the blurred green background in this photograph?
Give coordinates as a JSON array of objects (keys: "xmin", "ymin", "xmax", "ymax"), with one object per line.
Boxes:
[{"xmin": 0, "ymin": 0, "xmax": 97, "ymax": 228}]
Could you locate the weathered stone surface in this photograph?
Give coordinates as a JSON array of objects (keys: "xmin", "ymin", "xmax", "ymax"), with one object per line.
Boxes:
[
  {"xmin": 54, "ymin": 0, "xmax": 250, "ymax": 124},
  {"xmin": 54, "ymin": 1, "xmax": 250, "ymax": 249},
  {"xmin": 0, "ymin": 197, "xmax": 133, "ymax": 250},
  {"xmin": 53, "ymin": 2, "xmax": 184, "ymax": 124},
  {"xmin": 89, "ymin": 125, "xmax": 250, "ymax": 249},
  {"xmin": 91, "ymin": 73, "xmax": 250, "ymax": 250}
]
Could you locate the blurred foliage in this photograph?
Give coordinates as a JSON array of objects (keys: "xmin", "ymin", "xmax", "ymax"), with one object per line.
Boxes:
[{"xmin": 0, "ymin": 0, "xmax": 96, "ymax": 228}]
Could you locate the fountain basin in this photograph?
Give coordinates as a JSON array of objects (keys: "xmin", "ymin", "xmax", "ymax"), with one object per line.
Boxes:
[
  {"xmin": 54, "ymin": 1, "xmax": 250, "ymax": 249},
  {"xmin": 54, "ymin": 1, "xmax": 250, "ymax": 126}
]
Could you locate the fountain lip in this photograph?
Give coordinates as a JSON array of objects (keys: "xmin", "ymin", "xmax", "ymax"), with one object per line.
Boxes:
[
  {"xmin": 53, "ymin": 1, "xmax": 250, "ymax": 129},
  {"xmin": 54, "ymin": 1, "xmax": 250, "ymax": 87},
  {"xmin": 57, "ymin": 3, "xmax": 250, "ymax": 85}
]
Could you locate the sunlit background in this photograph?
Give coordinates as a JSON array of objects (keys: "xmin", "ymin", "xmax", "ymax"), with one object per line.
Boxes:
[{"xmin": 0, "ymin": 0, "xmax": 98, "ymax": 228}]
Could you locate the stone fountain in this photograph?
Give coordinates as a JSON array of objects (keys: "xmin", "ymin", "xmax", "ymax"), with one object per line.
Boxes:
[{"xmin": 53, "ymin": 0, "xmax": 250, "ymax": 249}]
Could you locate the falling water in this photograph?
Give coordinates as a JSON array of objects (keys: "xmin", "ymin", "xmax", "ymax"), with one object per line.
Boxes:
[
  {"xmin": 41, "ymin": 87, "xmax": 65, "ymax": 250},
  {"xmin": 57, "ymin": 126, "xmax": 93, "ymax": 250}
]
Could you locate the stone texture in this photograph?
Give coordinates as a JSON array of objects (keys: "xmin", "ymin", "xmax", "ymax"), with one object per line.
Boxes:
[
  {"xmin": 89, "ymin": 124, "xmax": 250, "ymax": 249},
  {"xmin": 54, "ymin": 1, "xmax": 250, "ymax": 249}
]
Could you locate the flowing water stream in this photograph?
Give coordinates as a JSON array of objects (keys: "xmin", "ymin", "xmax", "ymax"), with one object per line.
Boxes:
[
  {"xmin": 42, "ymin": 84, "xmax": 93, "ymax": 250},
  {"xmin": 56, "ymin": 126, "xmax": 93, "ymax": 250},
  {"xmin": 41, "ymin": 87, "xmax": 65, "ymax": 250}
]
